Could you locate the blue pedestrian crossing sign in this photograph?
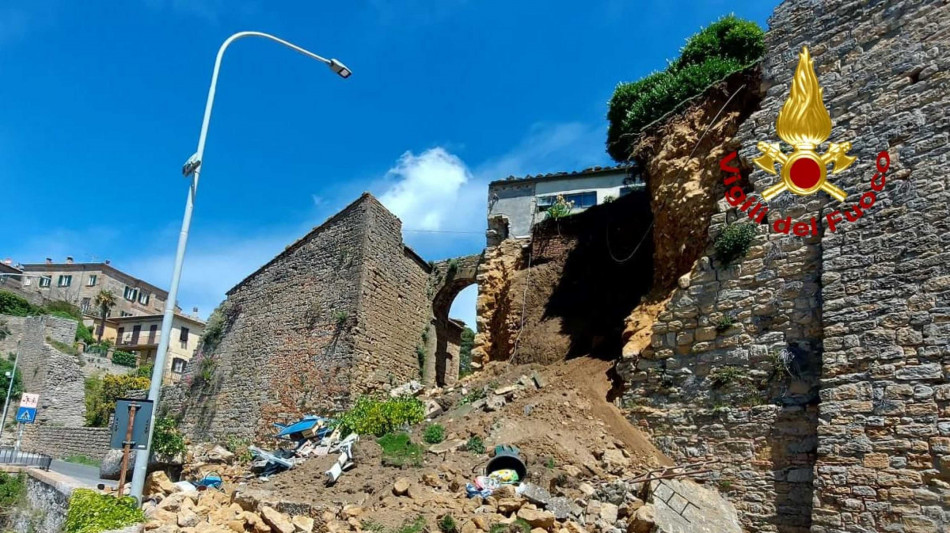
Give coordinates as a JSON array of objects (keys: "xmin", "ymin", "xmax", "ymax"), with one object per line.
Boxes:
[{"xmin": 15, "ymin": 407, "xmax": 36, "ymax": 424}]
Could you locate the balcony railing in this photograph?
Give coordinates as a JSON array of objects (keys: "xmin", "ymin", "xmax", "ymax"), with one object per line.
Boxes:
[
  {"xmin": 115, "ymin": 331, "xmax": 188, "ymax": 350},
  {"xmin": 117, "ymin": 331, "xmax": 160, "ymax": 346}
]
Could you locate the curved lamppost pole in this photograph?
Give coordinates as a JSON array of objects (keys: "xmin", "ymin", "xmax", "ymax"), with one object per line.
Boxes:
[{"xmin": 129, "ymin": 31, "xmax": 351, "ymax": 501}]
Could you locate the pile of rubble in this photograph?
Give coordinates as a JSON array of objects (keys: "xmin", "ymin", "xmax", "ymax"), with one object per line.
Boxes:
[{"xmin": 140, "ymin": 358, "xmax": 741, "ymax": 533}]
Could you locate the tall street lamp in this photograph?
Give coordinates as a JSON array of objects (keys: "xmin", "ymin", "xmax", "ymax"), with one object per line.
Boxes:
[{"xmin": 129, "ymin": 31, "xmax": 351, "ymax": 501}]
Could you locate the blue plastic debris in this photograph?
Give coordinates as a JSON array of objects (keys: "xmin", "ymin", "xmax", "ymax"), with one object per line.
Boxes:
[
  {"xmin": 195, "ymin": 472, "xmax": 223, "ymax": 490},
  {"xmin": 274, "ymin": 415, "xmax": 334, "ymax": 441}
]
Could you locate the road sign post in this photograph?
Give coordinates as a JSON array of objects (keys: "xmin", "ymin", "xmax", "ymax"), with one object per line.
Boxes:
[
  {"xmin": 13, "ymin": 393, "xmax": 39, "ymax": 453},
  {"xmin": 110, "ymin": 398, "xmax": 153, "ymax": 497},
  {"xmin": 116, "ymin": 402, "xmax": 139, "ymax": 498}
]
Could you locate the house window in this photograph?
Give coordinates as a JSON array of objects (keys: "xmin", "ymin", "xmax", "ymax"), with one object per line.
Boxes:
[
  {"xmin": 58, "ymin": 275, "xmax": 72, "ymax": 287},
  {"xmin": 23, "ymin": 277, "xmax": 31, "ymax": 286},
  {"xmin": 536, "ymin": 191, "xmax": 598, "ymax": 212},
  {"xmin": 120, "ymin": 311, "xmax": 133, "ymax": 317},
  {"xmin": 81, "ymin": 298, "xmax": 91, "ymax": 313},
  {"xmin": 123, "ymin": 286, "xmax": 138, "ymax": 302},
  {"xmin": 87, "ymin": 275, "xmax": 97, "ymax": 287},
  {"xmin": 39, "ymin": 276, "xmax": 51, "ymax": 288},
  {"xmin": 171, "ymin": 358, "xmax": 187, "ymax": 374},
  {"xmin": 138, "ymin": 292, "xmax": 150, "ymax": 305},
  {"xmin": 179, "ymin": 327, "xmax": 189, "ymax": 343}
]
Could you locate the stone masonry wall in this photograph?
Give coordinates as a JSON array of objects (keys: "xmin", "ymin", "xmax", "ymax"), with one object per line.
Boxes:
[
  {"xmin": 176, "ymin": 196, "xmax": 369, "ymax": 442},
  {"xmin": 620, "ymin": 0, "xmax": 950, "ymax": 531},
  {"xmin": 351, "ymin": 196, "xmax": 432, "ymax": 393},
  {"xmin": 761, "ymin": 1, "xmax": 950, "ymax": 531},
  {"xmin": 176, "ymin": 194, "xmax": 435, "ymax": 443},
  {"xmin": 22, "ymin": 426, "xmax": 111, "ymax": 460}
]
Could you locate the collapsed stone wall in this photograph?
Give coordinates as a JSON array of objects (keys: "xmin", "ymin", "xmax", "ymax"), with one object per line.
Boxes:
[
  {"xmin": 175, "ymin": 194, "xmax": 433, "ymax": 443},
  {"xmin": 473, "ymin": 191, "xmax": 653, "ymax": 365},
  {"xmin": 618, "ymin": 0, "xmax": 950, "ymax": 531}
]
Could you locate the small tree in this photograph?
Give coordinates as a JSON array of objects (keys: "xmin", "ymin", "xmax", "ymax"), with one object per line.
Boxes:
[{"xmin": 93, "ymin": 290, "xmax": 117, "ymax": 343}]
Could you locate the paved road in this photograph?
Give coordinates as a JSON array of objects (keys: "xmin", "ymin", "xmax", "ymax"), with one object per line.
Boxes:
[{"xmin": 49, "ymin": 459, "xmax": 116, "ymax": 488}]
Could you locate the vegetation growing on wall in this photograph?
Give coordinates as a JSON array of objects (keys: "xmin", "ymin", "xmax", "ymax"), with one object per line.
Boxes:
[
  {"xmin": 0, "ymin": 471, "xmax": 25, "ymax": 528},
  {"xmin": 607, "ymin": 15, "xmax": 765, "ymax": 161},
  {"xmin": 0, "ymin": 290, "xmax": 44, "ymax": 316},
  {"xmin": 111, "ymin": 350, "xmax": 137, "ymax": 368},
  {"xmin": 0, "ymin": 354, "xmax": 22, "ymax": 400},
  {"xmin": 84, "ymin": 374, "xmax": 151, "ymax": 427},
  {"xmin": 65, "ymin": 489, "xmax": 144, "ymax": 533},
  {"xmin": 459, "ymin": 327, "xmax": 475, "ymax": 377},
  {"xmin": 714, "ymin": 222, "xmax": 758, "ymax": 265},
  {"xmin": 151, "ymin": 417, "xmax": 186, "ymax": 457}
]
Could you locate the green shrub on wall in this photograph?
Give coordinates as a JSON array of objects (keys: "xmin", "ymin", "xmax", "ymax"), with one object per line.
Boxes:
[
  {"xmin": 111, "ymin": 350, "xmax": 137, "ymax": 368},
  {"xmin": 151, "ymin": 417, "xmax": 186, "ymax": 457},
  {"xmin": 606, "ymin": 15, "xmax": 764, "ymax": 161},
  {"xmin": 0, "ymin": 291, "xmax": 42, "ymax": 317},
  {"xmin": 0, "ymin": 356, "xmax": 22, "ymax": 400},
  {"xmin": 714, "ymin": 223, "xmax": 758, "ymax": 266}
]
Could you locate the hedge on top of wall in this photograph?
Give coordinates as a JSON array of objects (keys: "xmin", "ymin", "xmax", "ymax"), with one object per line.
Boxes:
[{"xmin": 606, "ymin": 15, "xmax": 765, "ymax": 161}]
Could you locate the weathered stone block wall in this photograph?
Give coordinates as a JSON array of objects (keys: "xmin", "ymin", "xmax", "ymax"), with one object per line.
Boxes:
[
  {"xmin": 22, "ymin": 426, "xmax": 111, "ymax": 460},
  {"xmin": 9, "ymin": 469, "xmax": 81, "ymax": 533},
  {"xmin": 621, "ymin": 0, "xmax": 950, "ymax": 531},
  {"xmin": 761, "ymin": 0, "xmax": 950, "ymax": 531},
  {"xmin": 2, "ymin": 315, "xmax": 87, "ymax": 430},
  {"xmin": 351, "ymin": 196, "xmax": 432, "ymax": 392},
  {"xmin": 176, "ymin": 196, "xmax": 369, "ymax": 442},
  {"xmin": 175, "ymin": 194, "xmax": 436, "ymax": 443}
]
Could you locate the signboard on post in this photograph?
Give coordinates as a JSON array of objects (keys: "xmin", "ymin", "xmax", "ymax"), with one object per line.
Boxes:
[
  {"xmin": 110, "ymin": 398, "xmax": 153, "ymax": 450},
  {"xmin": 16, "ymin": 393, "xmax": 39, "ymax": 425}
]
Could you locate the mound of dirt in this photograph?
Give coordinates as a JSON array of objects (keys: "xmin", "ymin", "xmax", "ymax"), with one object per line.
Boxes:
[{"xmin": 215, "ymin": 357, "xmax": 670, "ymax": 531}]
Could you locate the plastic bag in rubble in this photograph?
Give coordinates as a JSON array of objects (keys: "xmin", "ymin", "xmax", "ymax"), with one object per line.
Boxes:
[{"xmin": 488, "ymin": 468, "xmax": 520, "ymax": 484}]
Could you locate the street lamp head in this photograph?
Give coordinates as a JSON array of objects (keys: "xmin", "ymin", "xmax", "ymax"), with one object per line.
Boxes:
[{"xmin": 328, "ymin": 59, "xmax": 352, "ymax": 79}]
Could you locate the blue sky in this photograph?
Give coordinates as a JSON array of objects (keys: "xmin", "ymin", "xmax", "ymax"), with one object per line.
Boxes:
[{"xmin": 0, "ymin": 0, "xmax": 776, "ymax": 326}]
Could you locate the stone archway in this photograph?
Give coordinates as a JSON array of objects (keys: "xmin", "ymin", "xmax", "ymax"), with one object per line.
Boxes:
[{"xmin": 427, "ymin": 254, "xmax": 481, "ymax": 386}]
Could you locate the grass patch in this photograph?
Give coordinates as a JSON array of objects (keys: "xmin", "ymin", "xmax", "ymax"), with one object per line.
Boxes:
[
  {"xmin": 63, "ymin": 455, "xmax": 101, "ymax": 467},
  {"xmin": 48, "ymin": 337, "xmax": 79, "ymax": 356},
  {"xmin": 709, "ymin": 366, "xmax": 746, "ymax": 388},
  {"xmin": 490, "ymin": 519, "xmax": 531, "ymax": 533},
  {"xmin": 361, "ymin": 521, "xmax": 385, "ymax": 533},
  {"xmin": 394, "ymin": 516, "xmax": 426, "ymax": 533},
  {"xmin": 377, "ymin": 432, "xmax": 424, "ymax": 468},
  {"xmin": 338, "ymin": 396, "xmax": 426, "ymax": 437},
  {"xmin": 544, "ymin": 456, "xmax": 556, "ymax": 469},
  {"xmin": 714, "ymin": 315, "xmax": 734, "ymax": 333},
  {"xmin": 0, "ymin": 471, "xmax": 25, "ymax": 509},
  {"xmin": 459, "ymin": 388, "xmax": 486, "ymax": 405},
  {"xmin": 439, "ymin": 515, "xmax": 457, "ymax": 533},
  {"xmin": 423, "ymin": 424, "xmax": 445, "ymax": 444},
  {"xmin": 465, "ymin": 436, "xmax": 485, "ymax": 454}
]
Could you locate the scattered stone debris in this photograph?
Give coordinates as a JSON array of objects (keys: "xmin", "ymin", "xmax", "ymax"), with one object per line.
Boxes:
[{"xmin": 141, "ymin": 358, "xmax": 691, "ymax": 533}]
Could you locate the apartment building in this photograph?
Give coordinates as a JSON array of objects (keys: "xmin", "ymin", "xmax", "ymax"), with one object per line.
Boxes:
[
  {"xmin": 102, "ymin": 313, "xmax": 206, "ymax": 384},
  {"xmin": 17, "ymin": 258, "xmax": 170, "ymax": 322}
]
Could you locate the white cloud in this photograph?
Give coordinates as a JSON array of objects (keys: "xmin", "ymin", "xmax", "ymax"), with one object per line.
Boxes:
[{"xmin": 378, "ymin": 147, "xmax": 476, "ymax": 232}]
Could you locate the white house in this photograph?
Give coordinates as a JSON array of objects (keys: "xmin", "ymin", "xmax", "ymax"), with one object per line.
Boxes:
[{"xmin": 487, "ymin": 164, "xmax": 643, "ymax": 241}]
